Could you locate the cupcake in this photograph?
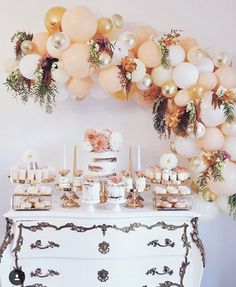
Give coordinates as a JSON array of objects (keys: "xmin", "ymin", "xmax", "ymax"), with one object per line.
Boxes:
[
  {"xmin": 154, "ymin": 185, "xmax": 167, "ymax": 195},
  {"xmin": 178, "ymin": 185, "xmax": 191, "ymax": 195},
  {"xmin": 167, "ymin": 186, "xmax": 178, "ymax": 195}
]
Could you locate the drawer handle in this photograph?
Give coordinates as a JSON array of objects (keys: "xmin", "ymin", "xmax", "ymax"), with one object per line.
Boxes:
[
  {"xmin": 147, "ymin": 239, "xmax": 175, "ymax": 248},
  {"xmin": 98, "ymin": 241, "xmax": 110, "ymax": 254},
  {"xmin": 97, "ymin": 269, "xmax": 109, "ymax": 282},
  {"xmin": 146, "ymin": 266, "xmax": 173, "ymax": 276},
  {"xmin": 25, "ymin": 284, "xmax": 46, "ymax": 287},
  {"xmin": 30, "ymin": 268, "xmax": 60, "ymax": 278},
  {"xmin": 31, "ymin": 240, "xmax": 60, "ymax": 250}
]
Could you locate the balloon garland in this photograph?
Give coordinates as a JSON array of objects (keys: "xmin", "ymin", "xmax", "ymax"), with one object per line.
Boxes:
[{"xmin": 4, "ymin": 5, "xmax": 236, "ymax": 218}]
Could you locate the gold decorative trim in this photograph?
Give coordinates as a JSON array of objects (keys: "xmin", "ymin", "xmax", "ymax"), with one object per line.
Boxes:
[
  {"xmin": 25, "ymin": 284, "xmax": 46, "ymax": 287},
  {"xmin": 97, "ymin": 269, "xmax": 109, "ymax": 282},
  {"xmin": 30, "ymin": 268, "xmax": 59, "ymax": 278},
  {"xmin": 0, "ymin": 218, "xmax": 14, "ymax": 262},
  {"xmin": 191, "ymin": 217, "xmax": 206, "ymax": 268},
  {"xmin": 147, "ymin": 238, "xmax": 175, "ymax": 248},
  {"xmin": 30, "ymin": 240, "xmax": 60, "ymax": 250}
]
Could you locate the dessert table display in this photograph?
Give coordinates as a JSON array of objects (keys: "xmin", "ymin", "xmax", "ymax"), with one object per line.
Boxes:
[{"xmin": 0, "ymin": 132, "xmax": 205, "ymax": 287}]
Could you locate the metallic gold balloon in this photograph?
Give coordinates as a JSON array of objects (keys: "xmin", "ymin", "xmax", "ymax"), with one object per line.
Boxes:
[
  {"xmin": 44, "ymin": 6, "xmax": 66, "ymax": 34},
  {"xmin": 202, "ymin": 189, "xmax": 217, "ymax": 202},
  {"xmin": 189, "ymin": 84, "xmax": 204, "ymax": 99},
  {"xmin": 161, "ymin": 81, "xmax": 177, "ymax": 98},
  {"xmin": 214, "ymin": 52, "xmax": 232, "ymax": 68},
  {"xmin": 97, "ymin": 17, "xmax": 113, "ymax": 34},
  {"xmin": 136, "ymin": 74, "xmax": 153, "ymax": 90},
  {"xmin": 111, "ymin": 89, "xmax": 128, "ymax": 101},
  {"xmin": 191, "ymin": 181, "xmax": 199, "ymax": 193},
  {"xmin": 99, "ymin": 52, "xmax": 112, "ymax": 69},
  {"xmin": 20, "ymin": 40, "xmax": 34, "ymax": 55},
  {"xmin": 51, "ymin": 32, "xmax": 70, "ymax": 50},
  {"xmin": 112, "ymin": 14, "xmax": 124, "ymax": 29}
]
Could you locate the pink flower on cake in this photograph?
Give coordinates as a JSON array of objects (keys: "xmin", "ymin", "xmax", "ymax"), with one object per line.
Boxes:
[
  {"xmin": 84, "ymin": 129, "xmax": 97, "ymax": 142},
  {"xmin": 59, "ymin": 169, "xmax": 70, "ymax": 176},
  {"xmin": 74, "ymin": 170, "xmax": 83, "ymax": 177},
  {"xmin": 135, "ymin": 170, "xmax": 145, "ymax": 178},
  {"xmin": 93, "ymin": 134, "xmax": 109, "ymax": 152},
  {"xmin": 109, "ymin": 175, "xmax": 123, "ymax": 184},
  {"xmin": 122, "ymin": 170, "xmax": 131, "ymax": 177}
]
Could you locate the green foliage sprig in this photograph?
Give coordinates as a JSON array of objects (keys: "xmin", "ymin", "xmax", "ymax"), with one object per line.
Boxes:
[
  {"xmin": 11, "ymin": 31, "xmax": 33, "ymax": 60},
  {"xmin": 229, "ymin": 194, "xmax": 236, "ymax": 219}
]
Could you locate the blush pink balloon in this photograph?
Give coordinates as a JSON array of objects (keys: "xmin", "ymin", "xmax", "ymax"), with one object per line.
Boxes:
[
  {"xmin": 138, "ymin": 41, "xmax": 161, "ymax": 68},
  {"xmin": 32, "ymin": 32, "xmax": 49, "ymax": 56},
  {"xmin": 215, "ymin": 67, "xmax": 236, "ymax": 89},
  {"xmin": 208, "ymin": 162, "xmax": 236, "ymax": 196},
  {"xmin": 174, "ymin": 90, "xmax": 191, "ymax": 107},
  {"xmin": 174, "ymin": 136, "xmax": 200, "ymax": 158},
  {"xmin": 67, "ymin": 77, "xmax": 92, "ymax": 100},
  {"xmin": 132, "ymin": 88, "xmax": 153, "ymax": 108},
  {"xmin": 200, "ymin": 127, "xmax": 224, "ymax": 152},
  {"xmin": 179, "ymin": 37, "xmax": 199, "ymax": 52},
  {"xmin": 62, "ymin": 43, "xmax": 90, "ymax": 79},
  {"xmin": 134, "ymin": 26, "xmax": 157, "ymax": 51},
  {"xmin": 198, "ymin": 72, "xmax": 217, "ymax": 90},
  {"xmin": 99, "ymin": 66, "xmax": 122, "ymax": 93},
  {"xmin": 61, "ymin": 6, "xmax": 97, "ymax": 42}
]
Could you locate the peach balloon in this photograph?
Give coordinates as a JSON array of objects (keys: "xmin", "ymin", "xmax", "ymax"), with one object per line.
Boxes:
[
  {"xmin": 151, "ymin": 66, "xmax": 173, "ymax": 87},
  {"xmin": 187, "ymin": 47, "xmax": 205, "ymax": 64},
  {"xmin": 62, "ymin": 43, "xmax": 90, "ymax": 79},
  {"xmin": 67, "ymin": 77, "xmax": 92, "ymax": 100},
  {"xmin": 134, "ymin": 26, "xmax": 157, "ymax": 52},
  {"xmin": 132, "ymin": 88, "xmax": 153, "ymax": 107},
  {"xmin": 200, "ymin": 127, "xmax": 224, "ymax": 152},
  {"xmin": 198, "ymin": 72, "xmax": 217, "ymax": 90},
  {"xmin": 215, "ymin": 67, "xmax": 236, "ymax": 89},
  {"xmin": 61, "ymin": 6, "xmax": 97, "ymax": 42},
  {"xmin": 32, "ymin": 32, "xmax": 49, "ymax": 56},
  {"xmin": 138, "ymin": 41, "xmax": 161, "ymax": 68},
  {"xmin": 180, "ymin": 37, "xmax": 199, "ymax": 52},
  {"xmin": 174, "ymin": 90, "xmax": 191, "ymax": 107},
  {"xmin": 99, "ymin": 66, "xmax": 122, "ymax": 93}
]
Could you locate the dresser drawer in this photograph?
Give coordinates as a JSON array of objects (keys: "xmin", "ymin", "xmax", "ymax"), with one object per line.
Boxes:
[
  {"xmin": 20, "ymin": 256, "xmax": 185, "ymax": 287},
  {"xmin": 14, "ymin": 219, "xmax": 189, "ymax": 259}
]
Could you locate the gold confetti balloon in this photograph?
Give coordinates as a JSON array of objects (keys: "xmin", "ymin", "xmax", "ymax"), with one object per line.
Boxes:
[
  {"xmin": 112, "ymin": 14, "xmax": 124, "ymax": 29},
  {"xmin": 162, "ymin": 81, "xmax": 177, "ymax": 98},
  {"xmin": 97, "ymin": 17, "xmax": 113, "ymax": 34},
  {"xmin": 44, "ymin": 6, "xmax": 66, "ymax": 34},
  {"xmin": 202, "ymin": 189, "xmax": 217, "ymax": 202},
  {"xmin": 20, "ymin": 40, "xmax": 34, "ymax": 55}
]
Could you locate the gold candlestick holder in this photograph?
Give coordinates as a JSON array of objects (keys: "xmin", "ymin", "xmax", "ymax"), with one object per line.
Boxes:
[{"xmin": 125, "ymin": 189, "xmax": 144, "ymax": 209}]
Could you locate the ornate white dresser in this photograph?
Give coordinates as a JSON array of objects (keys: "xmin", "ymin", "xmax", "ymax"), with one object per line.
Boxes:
[{"xmin": 0, "ymin": 196, "xmax": 205, "ymax": 287}]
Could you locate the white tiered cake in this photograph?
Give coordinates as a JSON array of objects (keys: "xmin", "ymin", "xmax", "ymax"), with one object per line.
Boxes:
[{"xmin": 88, "ymin": 151, "xmax": 117, "ymax": 177}]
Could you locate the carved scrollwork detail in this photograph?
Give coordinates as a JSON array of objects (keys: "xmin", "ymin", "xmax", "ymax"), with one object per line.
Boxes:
[
  {"xmin": 25, "ymin": 284, "xmax": 46, "ymax": 287},
  {"xmin": 146, "ymin": 266, "xmax": 174, "ymax": 276},
  {"xmin": 30, "ymin": 268, "xmax": 60, "ymax": 278},
  {"xmin": 147, "ymin": 238, "xmax": 175, "ymax": 248},
  {"xmin": 31, "ymin": 240, "xmax": 60, "ymax": 250},
  {"xmin": 97, "ymin": 269, "xmax": 109, "ymax": 282},
  {"xmin": 98, "ymin": 241, "xmax": 110, "ymax": 254},
  {"xmin": 0, "ymin": 218, "xmax": 14, "ymax": 262},
  {"xmin": 191, "ymin": 217, "xmax": 206, "ymax": 268}
]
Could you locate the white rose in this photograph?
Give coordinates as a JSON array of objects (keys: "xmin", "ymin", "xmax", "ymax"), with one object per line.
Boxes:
[
  {"xmin": 110, "ymin": 132, "xmax": 123, "ymax": 151},
  {"xmin": 22, "ymin": 150, "xmax": 38, "ymax": 164},
  {"xmin": 83, "ymin": 141, "xmax": 93, "ymax": 152},
  {"xmin": 159, "ymin": 153, "xmax": 178, "ymax": 170}
]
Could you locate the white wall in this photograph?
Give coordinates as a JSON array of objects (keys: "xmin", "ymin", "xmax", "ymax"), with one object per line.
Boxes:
[{"xmin": 0, "ymin": 0, "xmax": 236, "ymax": 286}]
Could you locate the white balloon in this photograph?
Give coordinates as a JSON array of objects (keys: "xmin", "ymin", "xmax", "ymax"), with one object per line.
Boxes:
[
  {"xmin": 47, "ymin": 36, "xmax": 63, "ymax": 59},
  {"xmin": 173, "ymin": 62, "xmax": 199, "ymax": 89},
  {"xmin": 112, "ymin": 41, "xmax": 129, "ymax": 65},
  {"xmin": 200, "ymin": 91, "xmax": 225, "ymax": 127},
  {"xmin": 196, "ymin": 57, "xmax": 214, "ymax": 72},
  {"xmin": 151, "ymin": 66, "xmax": 173, "ymax": 87},
  {"xmin": 217, "ymin": 196, "xmax": 230, "ymax": 214},
  {"xmin": 119, "ymin": 31, "xmax": 137, "ymax": 50},
  {"xmin": 193, "ymin": 194, "xmax": 220, "ymax": 222},
  {"xmin": 223, "ymin": 136, "xmax": 236, "ymax": 160},
  {"xmin": 90, "ymin": 84, "xmax": 110, "ymax": 100},
  {"xmin": 174, "ymin": 136, "xmax": 200, "ymax": 158},
  {"xmin": 131, "ymin": 59, "xmax": 146, "ymax": 82},
  {"xmin": 56, "ymin": 84, "xmax": 70, "ymax": 102},
  {"xmin": 90, "ymin": 70, "xmax": 100, "ymax": 83},
  {"xmin": 52, "ymin": 68, "xmax": 70, "ymax": 84},
  {"xmin": 19, "ymin": 54, "xmax": 41, "ymax": 80},
  {"xmin": 169, "ymin": 45, "xmax": 185, "ymax": 67},
  {"xmin": 221, "ymin": 121, "xmax": 236, "ymax": 136}
]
